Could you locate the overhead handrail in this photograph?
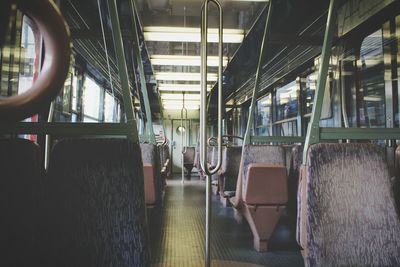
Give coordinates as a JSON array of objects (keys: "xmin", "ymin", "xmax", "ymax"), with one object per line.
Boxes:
[
  {"xmin": 199, "ymin": 0, "xmax": 223, "ymax": 266},
  {"xmin": 0, "ymin": 0, "xmax": 71, "ymax": 122},
  {"xmin": 128, "ymin": 0, "xmax": 156, "ymax": 144}
]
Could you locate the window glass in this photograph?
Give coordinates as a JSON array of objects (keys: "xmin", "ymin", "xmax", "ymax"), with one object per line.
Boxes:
[
  {"xmin": 83, "ymin": 76, "xmax": 102, "ymax": 122},
  {"xmin": 275, "ymin": 80, "xmax": 299, "ymax": 121},
  {"xmin": 358, "ymin": 29, "xmax": 385, "ymax": 128},
  {"xmin": 255, "ymin": 94, "xmax": 271, "ymax": 136},
  {"xmin": 302, "ymin": 73, "xmax": 317, "ymax": 115},
  {"xmin": 104, "ymin": 91, "xmax": 115, "ymax": 122},
  {"xmin": 18, "ymin": 17, "xmax": 37, "ymax": 95}
]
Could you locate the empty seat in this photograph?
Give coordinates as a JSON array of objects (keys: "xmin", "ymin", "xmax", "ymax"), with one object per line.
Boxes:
[
  {"xmin": 162, "ymin": 144, "xmax": 171, "ymax": 178},
  {"xmin": 393, "ymin": 146, "xmax": 400, "ymax": 214},
  {"xmin": 0, "ymin": 138, "xmax": 44, "ymax": 266},
  {"xmin": 140, "ymin": 143, "xmax": 163, "ymax": 206},
  {"xmin": 287, "ymin": 145, "xmax": 303, "ymax": 223},
  {"xmin": 232, "ymin": 145, "xmax": 287, "ymax": 251},
  {"xmin": 183, "ymin": 146, "xmax": 195, "ymax": 179},
  {"xmin": 219, "ymin": 146, "xmax": 242, "ymax": 200},
  {"xmin": 298, "ymin": 143, "xmax": 400, "ymax": 267},
  {"xmin": 46, "ymin": 138, "xmax": 150, "ymax": 267}
]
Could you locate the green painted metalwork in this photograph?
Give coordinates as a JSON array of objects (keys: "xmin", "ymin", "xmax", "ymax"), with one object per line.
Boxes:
[
  {"xmin": 128, "ymin": 0, "xmax": 156, "ymax": 144},
  {"xmin": 243, "ymin": 1, "xmax": 273, "ymax": 146},
  {"xmin": 302, "ymin": 0, "xmax": 338, "ymax": 162},
  {"xmin": 108, "ymin": 0, "xmax": 139, "ymax": 142},
  {"xmin": 0, "ymin": 122, "xmax": 131, "ymax": 136},
  {"xmin": 320, "ymin": 128, "xmax": 400, "ymax": 140},
  {"xmin": 251, "ymin": 135, "xmax": 305, "ymax": 143}
]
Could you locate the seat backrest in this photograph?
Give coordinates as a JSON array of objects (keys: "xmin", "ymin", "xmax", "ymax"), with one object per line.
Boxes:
[
  {"xmin": 46, "ymin": 139, "xmax": 150, "ymax": 267},
  {"xmin": 220, "ymin": 146, "xmax": 242, "ymax": 191},
  {"xmin": 243, "ymin": 163, "xmax": 287, "ymax": 205},
  {"xmin": 393, "ymin": 146, "xmax": 400, "ymax": 214},
  {"xmin": 141, "ymin": 143, "xmax": 162, "ymax": 196},
  {"xmin": 287, "ymin": 145, "xmax": 303, "ymax": 216},
  {"xmin": 283, "ymin": 145, "xmax": 294, "ymax": 173},
  {"xmin": 299, "ymin": 143, "xmax": 400, "ymax": 267},
  {"xmin": 0, "ymin": 138, "xmax": 44, "ymax": 266},
  {"xmin": 241, "ymin": 145, "xmax": 286, "ymax": 195},
  {"xmin": 230, "ymin": 145, "xmax": 285, "ymax": 207},
  {"xmin": 184, "ymin": 146, "xmax": 195, "ymax": 165},
  {"xmin": 194, "ymin": 143, "xmax": 200, "ymax": 169}
]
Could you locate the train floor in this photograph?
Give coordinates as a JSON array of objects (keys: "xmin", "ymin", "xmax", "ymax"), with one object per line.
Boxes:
[{"xmin": 149, "ymin": 172, "xmax": 304, "ymax": 267}]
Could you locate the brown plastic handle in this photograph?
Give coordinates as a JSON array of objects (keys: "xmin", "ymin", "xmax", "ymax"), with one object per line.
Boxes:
[{"xmin": 0, "ymin": 0, "xmax": 71, "ymax": 122}]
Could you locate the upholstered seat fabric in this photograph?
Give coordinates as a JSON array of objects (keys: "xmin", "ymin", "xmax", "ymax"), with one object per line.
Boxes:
[
  {"xmin": 300, "ymin": 143, "xmax": 400, "ymax": 267},
  {"xmin": 47, "ymin": 139, "xmax": 150, "ymax": 267},
  {"xmin": 220, "ymin": 146, "xmax": 242, "ymax": 192},
  {"xmin": 0, "ymin": 138, "xmax": 44, "ymax": 266}
]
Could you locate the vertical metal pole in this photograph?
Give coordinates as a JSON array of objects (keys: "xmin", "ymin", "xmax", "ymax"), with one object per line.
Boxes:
[
  {"xmin": 181, "ymin": 98, "xmax": 187, "ymax": 184},
  {"xmin": 108, "ymin": 0, "xmax": 139, "ymax": 142},
  {"xmin": 200, "ymin": 1, "xmax": 223, "ymax": 266},
  {"xmin": 128, "ymin": 0, "xmax": 156, "ymax": 144},
  {"xmin": 242, "ymin": 1, "xmax": 274, "ymax": 146},
  {"xmin": 303, "ymin": 0, "xmax": 338, "ymax": 162},
  {"xmin": 44, "ymin": 101, "xmax": 55, "ymax": 170}
]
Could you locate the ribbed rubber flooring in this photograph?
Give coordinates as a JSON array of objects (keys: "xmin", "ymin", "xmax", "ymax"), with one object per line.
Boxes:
[{"xmin": 149, "ymin": 175, "xmax": 304, "ymax": 267}]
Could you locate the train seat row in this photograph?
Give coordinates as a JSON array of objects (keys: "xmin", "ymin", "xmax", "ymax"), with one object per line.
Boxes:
[
  {"xmin": 191, "ymin": 139, "xmax": 400, "ymax": 266},
  {"xmin": 0, "ymin": 137, "xmax": 152, "ymax": 266}
]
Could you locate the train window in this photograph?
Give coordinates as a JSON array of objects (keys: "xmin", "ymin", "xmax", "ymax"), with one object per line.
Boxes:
[
  {"xmin": 255, "ymin": 94, "xmax": 271, "ymax": 136},
  {"xmin": 275, "ymin": 80, "xmax": 299, "ymax": 121},
  {"xmin": 82, "ymin": 76, "xmax": 102, "ymax": 122},
  {"xmin": 18, "ymin": 16, "xmax": 39, "ymax": 96},
  {"xmin": 301, "ymin": 72, "xmax": 317, "ymax": 115},
  {"xmin": 358, "ymin": 29, "xmax": 385, "ymax": 128},
  {"xmin": 104, "ymin": 91, "xmax": 117, "ymax": 122}
]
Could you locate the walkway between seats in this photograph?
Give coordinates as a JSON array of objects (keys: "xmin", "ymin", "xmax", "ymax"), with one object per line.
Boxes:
[{"xmin": 149, "ymin": 174, "xmax": 304, "ymax": 267}]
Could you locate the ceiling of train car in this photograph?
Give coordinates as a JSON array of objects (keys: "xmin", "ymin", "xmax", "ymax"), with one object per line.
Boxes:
[
  {"xmin": 135, "ymin": 0, "xmax": 267, "ymax": 111},
  {"xmin": 62, "ymin": 0, "xmax": 333, "ymax": 119}
]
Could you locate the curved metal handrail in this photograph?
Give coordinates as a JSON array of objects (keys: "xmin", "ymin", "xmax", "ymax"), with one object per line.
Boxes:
[
  {"xmin": 199, "ymin": 0, "xmax": 223, "ymax": 177},
  {"xmin": 199, "ymin": 1, "xmax": 223, "ymax": 267},
  {"xmin": 0, "ymin": 0, "xmax": 71, "ymax": 122}
]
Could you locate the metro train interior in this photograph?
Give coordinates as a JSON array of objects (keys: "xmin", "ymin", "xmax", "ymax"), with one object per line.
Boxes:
[{"xmin": 1, "ymin": 0, "xmax": 400, "ymax": 266}]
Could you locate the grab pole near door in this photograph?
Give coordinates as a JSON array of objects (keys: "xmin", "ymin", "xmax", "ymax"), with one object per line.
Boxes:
[
  {"xmin": 199, "ymin": 1, "xmax": 223, "ymax": 266},
  {"xmin": 181, "ymin": 95, "xmax": 188, "ymax": 184}
]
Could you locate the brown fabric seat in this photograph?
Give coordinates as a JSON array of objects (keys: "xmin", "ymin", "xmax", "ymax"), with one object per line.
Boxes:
[
  {"xmin": 232, "ymin": 145, "xmax": 287, "ymax": 252},
  {"xmin": 219, "ymin": 146, "xmax": 242, "ymax": 195},
  {"xmin": 183, "ymin": 146, "xmax": 196, "ymax": 178},
  {"xmin": 298, "ymin": 143, "xmax": 400, "ymax": 267},
  {"xmin": 141, "ymin": 143, "xmax": 163, "ymax": 206}
]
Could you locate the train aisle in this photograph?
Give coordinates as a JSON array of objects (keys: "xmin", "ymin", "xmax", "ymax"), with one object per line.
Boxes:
[{"xmin": 149, "ymin": 174, "xmax": 304, "ymax": 267}]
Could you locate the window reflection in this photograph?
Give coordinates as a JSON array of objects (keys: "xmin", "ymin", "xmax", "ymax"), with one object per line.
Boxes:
[
  {"xmin": 275, "ymin": 80, "xmax": 299, "ymax": 121},
  {"xmin": 302, "ymin": 73, "xmax": 317, "ymax": 115},
  {"xmin": 83, "ymin": 77, "xmax": 101, "ymax": 122},
  {"xmin": 256, "ymin": 94, "xmax": 271, "ymax": 136},
  {"xmin": 358, "ymin": 29, "xmax": 385, "ymax": 128}
]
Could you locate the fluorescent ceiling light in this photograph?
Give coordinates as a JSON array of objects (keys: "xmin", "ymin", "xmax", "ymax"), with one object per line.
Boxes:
[
  {"xmin": 144, "ymin": 27, "xmax": 244, "ymax": 43},
  {"xmin": 155, "ymin": 72, "xmax": 218, "ymax": 82},
  {"xmin": 150, "ymin": 55, "xmax": 228, "ymax": 67},
  {"xmin": 162, "ymin": 100, "xmax": 201, "ymax": 105},
  {"xmin": 163, "ymin": 104, "xmax": 199, "ymax": 110},
  {"xmin": 161, "ymin": 94, "xmax": 201, "ymax": 100},
  {"xmin": 364, "ymin": 95, "xmax": 382, "ymax": 102},
  {"xmin": 158, "ymin": 83, "xmax": 212, "ymax": 92}
]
